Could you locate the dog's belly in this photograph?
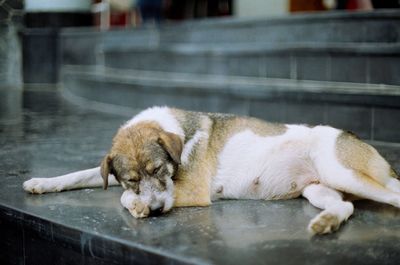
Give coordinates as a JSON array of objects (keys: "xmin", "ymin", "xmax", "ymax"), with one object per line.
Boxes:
[{"xmin": 211, "ymin": 128, "xmax": 319, "ymax": 201}]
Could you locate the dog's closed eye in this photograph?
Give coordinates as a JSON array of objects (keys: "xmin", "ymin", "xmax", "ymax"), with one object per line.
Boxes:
[
  {"xmin": 146, "ymin": 164, "xmax": 162, "ymax": 176},
  {"xmin": 153, "ymin": 166, "xmax": 162, "ymax": 175},
  {"xmin": 127, "ymin": 179, "xmax": 137, "ymax": 184}
]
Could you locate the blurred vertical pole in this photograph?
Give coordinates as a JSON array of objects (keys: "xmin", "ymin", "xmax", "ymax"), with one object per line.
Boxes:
[
  {"xmin": 0, "ymin": 0, "xmax": 23, "ymax": 87},
  {"xmin": 92, "ymin": 1, "xmax": 111, "ymax": 30}
]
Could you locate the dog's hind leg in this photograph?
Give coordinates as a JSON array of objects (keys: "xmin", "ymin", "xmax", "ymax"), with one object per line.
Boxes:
[
  {"xmin": 313, "ymin": 130, "xmax": 400, "ymax": 209},
  {"xmin": 335, "ymin": 131, "xmax": 400, "ymax": 194},
  {"xmin": 23, "ymin": 167, "xmax": 119, "ymax": 194},
  {"xmin": 302, "ymin": 183, "xmax": 354, "ymax": 235},
  {"xmin": 320, "ymin": 168, "xmax": 400, "ymax": 209}
]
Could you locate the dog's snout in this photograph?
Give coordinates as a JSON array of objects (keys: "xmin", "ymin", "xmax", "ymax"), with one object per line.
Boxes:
[{"xmin": 133, "ymin": 177, "xmax": 174, "ymax": 216}]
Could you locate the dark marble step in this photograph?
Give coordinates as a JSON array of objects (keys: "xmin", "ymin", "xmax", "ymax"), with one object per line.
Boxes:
[
  {"xmin": 61, "ymin": 65, "xmax": 400, "ymax": 142},
  {"xmin": 1, "ymin": 88, "xmax": 400, "ymax": 265},
  {"xmin": 153, "ymin": 10, "xmax": 400, "ymax": 44},
  {"xmin": 102, "ymin": 42, "xmax": 400, "ymax": 85},
  {"xmin": 59, "ymin": 10, "xmax": 400, "ymax": 66}
]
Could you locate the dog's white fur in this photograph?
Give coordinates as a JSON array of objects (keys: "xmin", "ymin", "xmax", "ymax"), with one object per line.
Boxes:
[
  {"xmin": 23, "ymin": 106, "xmax": 400, "ymax": 235},
  {"xmin": 123, "ymin": 106, "xmax": 185, "ymax": 138},
  {"xmin": 181, "ymin": 130, "xmax": 208, "ymax": 166}
]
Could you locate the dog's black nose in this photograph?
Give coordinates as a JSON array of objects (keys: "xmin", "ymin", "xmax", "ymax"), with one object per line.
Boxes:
[
  {"xmin": 150, "ymin": 203, "xmax": 164, "ymax": 216},
  {"xmin": 149, "ymin": 205, "xmax": 164, "ymax": 216}
]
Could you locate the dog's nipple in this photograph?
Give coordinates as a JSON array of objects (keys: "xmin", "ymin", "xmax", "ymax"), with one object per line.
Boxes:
[{"xmin": 253, "ymin": 177, "xmax": 260, "ymax": 185}]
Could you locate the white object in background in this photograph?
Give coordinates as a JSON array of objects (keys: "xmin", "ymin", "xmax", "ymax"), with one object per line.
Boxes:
[
  {"xmin": 25, "ymin": 0, "xmax": 91, "ymax": 12},
  {"xmin": 234, "ymin": 0, "xmax": 288, "ymax": 18}
]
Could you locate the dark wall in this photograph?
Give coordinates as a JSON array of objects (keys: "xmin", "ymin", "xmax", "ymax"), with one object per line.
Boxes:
[
  {"xmin": 22, "ymin": 12, "xmax": 93, "ymax": 84},
  {"xmin": 24, "ymin": 12, "xmax": 93, "ymax": 28}
]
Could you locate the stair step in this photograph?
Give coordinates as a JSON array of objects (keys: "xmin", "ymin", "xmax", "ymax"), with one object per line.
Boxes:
[
  {"xmin": 101, "ymin": 42, "xmax": 400, "ymax": 85},
  {"xmin": 61, "ymin": 65, "xmax": 400, "ymax": 143},
  {"xmin": 59, "ymin": 10, "xmax": 400, "ymax": 67},
  {"xmin": 155, "ymin": 10, "xmax": 400, "ymax": 44}
]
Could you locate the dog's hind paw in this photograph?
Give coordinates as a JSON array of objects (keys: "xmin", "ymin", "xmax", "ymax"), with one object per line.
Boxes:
[{"xmin": 308, "ymin": 211, "xmax": 340, "ymax": 235}]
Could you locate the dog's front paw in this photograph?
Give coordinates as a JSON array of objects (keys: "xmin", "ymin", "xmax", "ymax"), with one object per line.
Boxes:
[
  {"xmin": 128, "ymin": 201, "xmax": 150, "ymax": 218},
  {"xmin": 23, "ymin": 178, "xmax": 60, "ymax": 194},
  {"xmin": 308, "ymin": 211, "xmax": 340, "ymax": 235}
]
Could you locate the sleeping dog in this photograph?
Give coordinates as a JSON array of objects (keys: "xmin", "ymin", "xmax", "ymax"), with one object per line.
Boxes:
[{"xmin": 23, "ymin": 106, "xmax": 400, "ymax": 235}]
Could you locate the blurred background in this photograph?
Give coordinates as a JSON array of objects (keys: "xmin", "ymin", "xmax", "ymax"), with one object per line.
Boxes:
[
  {"xmin": 0, "ymin": 0, "xmax": 400, "ymax": 142},
  {"xmin": 1, "ymin": 0, "xmax": 400, "ymax": 84},
  {"xmin": 18, "ymin": 0, "xmax": 400, "ymax": 28}
]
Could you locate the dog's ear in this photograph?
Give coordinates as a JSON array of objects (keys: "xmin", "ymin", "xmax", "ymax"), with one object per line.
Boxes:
[
  {"xmin": 100, "ymin": 154, "xmax": 113, "ymax": 190},
  {"xmin": 158, "ymin": 132, "xmax": 183, "ymax": 164}
]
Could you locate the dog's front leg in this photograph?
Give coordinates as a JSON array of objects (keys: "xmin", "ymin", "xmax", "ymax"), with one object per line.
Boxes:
[
  {"xmin": 302, "ymin": 183, "xmax": 354, "ymax": 235},
  {"xmin": 120, "ymin": 189, "xmax": 152, "ymax": 218},
  {"xmin": 23, "ymin": 167, "xmax": 119, "ymax": 194}
]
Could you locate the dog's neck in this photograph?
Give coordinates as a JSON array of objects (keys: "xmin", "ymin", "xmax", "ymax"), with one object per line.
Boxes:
[{"xmin": 123, "ymin": 107, "xmax": 185, "ymax": 140}]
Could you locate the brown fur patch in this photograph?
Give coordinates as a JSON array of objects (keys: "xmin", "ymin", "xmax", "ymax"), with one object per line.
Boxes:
[
  {"xmin": 110, "ymin": 122, "xmax": 161, "ymax": 170},
  {"xmin": 207, "ymin": 114, "xmax": 287, "ymax": 158},
  {"xmin": 170, "ymin": 109, "xmax": 214, "ymax": 206},
  {"xmin": 336, "ymin": 131, "xmax": 393, "ymax": 185},
  {"xmin": 158, "ymin": 131, "xmax": 183, "ymax": 164}
]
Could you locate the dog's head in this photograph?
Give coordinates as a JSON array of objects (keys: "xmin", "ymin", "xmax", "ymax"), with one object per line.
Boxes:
[{"xmin": 100, "ymin": 122, "xmax": 182, "ymax": 214}]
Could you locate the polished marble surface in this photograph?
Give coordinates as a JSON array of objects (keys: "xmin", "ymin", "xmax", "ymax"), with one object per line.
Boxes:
[{"xmin": 1, "ymin": 87, "xmax": 400, "ymax": 264}]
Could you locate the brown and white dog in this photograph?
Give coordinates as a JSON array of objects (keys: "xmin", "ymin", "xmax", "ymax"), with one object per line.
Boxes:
[{"xmin": 23, "ymin": 106, "xmax": 400, "ymax": 235}]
